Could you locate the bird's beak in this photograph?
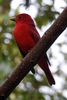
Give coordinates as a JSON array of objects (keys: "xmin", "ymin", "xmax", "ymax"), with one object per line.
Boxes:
[{"xmin": 10, "ymin": 17, "xmax": 15, "ymax": 21}]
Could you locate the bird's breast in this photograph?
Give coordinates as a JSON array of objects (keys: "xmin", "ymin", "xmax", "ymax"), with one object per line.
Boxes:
[{"xmin": 13, "ymin": 24, "xmax": 35, "ymax": 53}]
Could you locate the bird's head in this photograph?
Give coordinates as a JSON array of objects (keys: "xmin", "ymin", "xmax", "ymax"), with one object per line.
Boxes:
[{"xmin": 11, "ymin": 13, "xmax": 35, "ymax": 26}]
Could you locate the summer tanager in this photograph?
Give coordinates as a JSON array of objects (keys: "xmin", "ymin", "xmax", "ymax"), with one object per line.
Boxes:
[{"xmin": 11, "ymin": 13, "xmax": 55, "ymax": 85}]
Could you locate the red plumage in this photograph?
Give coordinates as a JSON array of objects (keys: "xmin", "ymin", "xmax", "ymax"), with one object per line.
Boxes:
[{"xmin": 12, "ymin": 13, "xmax": 55, "ymax": 85}]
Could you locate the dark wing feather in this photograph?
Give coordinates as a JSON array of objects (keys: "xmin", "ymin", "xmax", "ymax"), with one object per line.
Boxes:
[
  {"xmin": 30, "ymin": 27, "xmax": 51, "ymax": 66},
  {"xmin": 44, "ymin": 53, "xmax": 51, "ymax": 66},
  {"xmin": 30, "ymin": 27, "xmax": 40, "ymax": 43}
]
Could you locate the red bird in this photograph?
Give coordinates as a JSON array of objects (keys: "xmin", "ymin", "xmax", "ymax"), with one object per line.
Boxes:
[{"xmin": 11, "ymin": 13, "xmax": 55, "ymax": 85}]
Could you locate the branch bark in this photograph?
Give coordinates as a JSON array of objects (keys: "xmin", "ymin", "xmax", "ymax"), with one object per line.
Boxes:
[{"xmin": 0, "ymin": 7, "xmax": 67, "ymax": 99}]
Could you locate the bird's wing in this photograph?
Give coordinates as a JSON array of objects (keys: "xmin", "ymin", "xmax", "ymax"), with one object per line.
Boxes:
[
  {"xmin": 30, "ymin": 27, "xmax": 40, "ymax": 43},
  {"xmin": 30, "ymin": 27, "xmax": 51, "ymax": 66},
  {"xmin": 44, "ymin": 53, "xmax": 51, "ymax": 66}
]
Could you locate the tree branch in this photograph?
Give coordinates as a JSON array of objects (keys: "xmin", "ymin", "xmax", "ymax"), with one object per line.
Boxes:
[{"xmin": 0, "ymin": 7, "xmax": 67, "ymax": 99}]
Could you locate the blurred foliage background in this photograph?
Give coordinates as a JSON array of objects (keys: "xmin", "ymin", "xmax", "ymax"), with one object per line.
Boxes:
[{"xmin": 0, "ymin": 0, "xmax": 67, "ymax": 100}]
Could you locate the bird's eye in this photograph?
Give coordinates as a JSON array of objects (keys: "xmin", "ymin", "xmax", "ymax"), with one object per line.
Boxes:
[
  {"xmin": 18, "ymin": 16, "xmax": 23, "ymax": 20},
  {"xmin": 18, "ymin": 16, "xmax": 21, "ymax": 19},
  {"xmin": 17, "ymin": 15, "xmax": 23, "ymax": 21}
]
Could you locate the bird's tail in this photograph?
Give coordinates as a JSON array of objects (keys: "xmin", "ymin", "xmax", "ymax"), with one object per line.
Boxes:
[{"xmin": 38, "ymin": 55, "xmax": 55, "ymax": 85}]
